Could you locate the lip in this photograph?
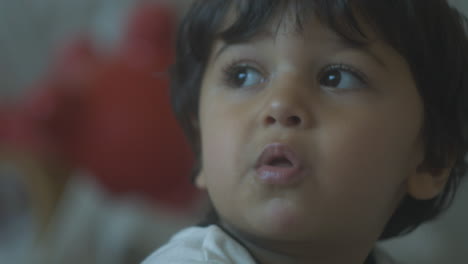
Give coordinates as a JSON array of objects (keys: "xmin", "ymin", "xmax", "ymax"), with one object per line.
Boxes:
[{"xmin": 255, "ymin": 143, "xmax": 304, "ymax": 185}]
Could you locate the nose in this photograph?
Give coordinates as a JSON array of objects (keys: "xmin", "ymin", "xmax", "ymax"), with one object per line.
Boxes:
[
  {"xmin": 264, "ymin": 102, "xmax": 306, "ymax": 127},
  {"xmin": 261, "ymin": 80, "xmax": 312, "ymax": 129}
]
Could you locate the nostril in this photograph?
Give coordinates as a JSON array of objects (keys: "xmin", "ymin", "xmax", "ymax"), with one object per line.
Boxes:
[
  {"xmin": 286, "ymin": 116, "xmax": 301, "ymax": 126},
  {"xmin": 265, "ymin": 116, "xmax": 276, "ymax": 125},
  {"xmin": 264, "ymin": 114, "xmax": 303, "ymax": 127}
]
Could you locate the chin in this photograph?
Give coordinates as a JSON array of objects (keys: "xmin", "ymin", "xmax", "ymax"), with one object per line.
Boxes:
[{"xmin": 249, "ymin": 202, "xmax": 313, "ymax": 240}]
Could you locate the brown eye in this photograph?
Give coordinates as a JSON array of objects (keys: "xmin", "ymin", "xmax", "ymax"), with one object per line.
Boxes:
[
  {"xmin": 321, "ymin": 69, "xmax": 342, "ymax": 87},
  {"xmin": 225, "ymin": 65, "xmax": 265, "ymax": 88},
  {"xmin": 319, "ymin": 65, "xmax": 367, "ymax": 90}
]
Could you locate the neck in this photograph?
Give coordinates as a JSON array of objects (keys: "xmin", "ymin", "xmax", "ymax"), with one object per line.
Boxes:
[{"xmin": 220, "ymin": 222, "xmax": 374, "ymax": 264}]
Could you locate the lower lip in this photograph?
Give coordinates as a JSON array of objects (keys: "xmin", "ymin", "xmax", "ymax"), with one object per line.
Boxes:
[{"xmin": 256, "ymin": 165, "xmax": 303, "ymax": 185}]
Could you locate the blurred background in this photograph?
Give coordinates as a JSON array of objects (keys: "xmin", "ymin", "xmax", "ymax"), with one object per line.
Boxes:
[
  {"xmin": 0, "ymin": 1, "xmax": 202, "ymax": 263},
  {"xmin": 0, "ymin": 0, "xmax": 466, "ymax": 263}
]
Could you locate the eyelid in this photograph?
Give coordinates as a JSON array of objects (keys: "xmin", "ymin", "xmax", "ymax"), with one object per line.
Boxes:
[
  {"xmin": 319, "ymin": 63, "xmax": 369, "ymax": 85},
  {"xmin": 222, "ymin": 58, "xmax": 268, "ymax": 88},
  {"xmin": 222, "ymin": 58, "xmax": 266, "ymax": 76}
]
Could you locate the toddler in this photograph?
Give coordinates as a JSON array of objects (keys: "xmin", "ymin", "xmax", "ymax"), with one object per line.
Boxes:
[{"xmin": 144, "ymin": 0, "xmax": 468, "ymax": 263}]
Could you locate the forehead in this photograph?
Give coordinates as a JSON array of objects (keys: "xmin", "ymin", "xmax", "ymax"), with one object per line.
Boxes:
[
  {"xmin": 215, "ymin": 0, "xmax": 376, "ymax": 50},
  {"xmin": 210, "ymin": 3, "xmax": 386, "ymax": 65}
]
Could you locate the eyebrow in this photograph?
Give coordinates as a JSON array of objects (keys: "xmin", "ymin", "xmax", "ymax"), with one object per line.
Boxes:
[
  {"xmin": 213, "ymin": 42, "xmax": 232, "ymax": 61},
  {"xmin": 213, "ymin": 31, "xmax": 274, "ymax": 60},
  {"xmin": 334, "ymin": 38, "xmax": 388, "ymax": 69},
  {"xmin": 213, "ymin": 31, "xmax": 388, "ymax": 69}
]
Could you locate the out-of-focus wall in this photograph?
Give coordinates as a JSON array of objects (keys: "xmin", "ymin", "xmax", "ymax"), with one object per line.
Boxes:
[
  {"xmin": 0, "ymin": 0, "xmax": 191, "ymax": 101},
  {"xmin": 0, "ymin": 0, "xmax": 130, "ymax": 99},
  {"xmin": 451, "ymin": 0, "xmax": 468, "ymax": 13}
]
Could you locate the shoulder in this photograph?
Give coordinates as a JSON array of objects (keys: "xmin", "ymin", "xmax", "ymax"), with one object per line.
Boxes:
[
  {"xmin": 142, "ymin": 225, "xmax": 256, "ymax": 264},
  {"xmin": 374, "ymin": 247, "xmax": 403, "ymax": 264}
]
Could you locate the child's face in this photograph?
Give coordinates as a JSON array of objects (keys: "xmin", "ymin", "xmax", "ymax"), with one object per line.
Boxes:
[{"xmin": 196, "ymin": 17, "xmax": 425, "ymax": 245}]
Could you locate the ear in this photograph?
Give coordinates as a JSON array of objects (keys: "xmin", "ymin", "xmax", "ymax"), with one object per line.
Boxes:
[
  {"xmin": 189, "ymin": 113, "xmax": 204, "ymax": 189},
  {"xmin": 194, "ymin": 169, "xmax": 207, "ymax": 189},
  {"xmin": 190, "ymin": 113, "xmax": 199, "ymax": 129},
  {"xmin": 407, "ymin": 164, "xmax": 453, "ymax": 200}
]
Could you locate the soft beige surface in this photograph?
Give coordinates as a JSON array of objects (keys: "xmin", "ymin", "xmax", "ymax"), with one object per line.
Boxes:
[{"xmin": 379, "ymin": 179, "xmax": 468, "ymax": 264}]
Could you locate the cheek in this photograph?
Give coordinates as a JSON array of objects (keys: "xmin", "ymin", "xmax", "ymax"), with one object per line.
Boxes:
[
  {"xmin": 201, "ymin": 121, "xmax": 233, "ymax": 173},
  {"xmin": 199, "ymin": 88, "xmax": 257, "ymax": 175},
  {"xmin": 199, "ymin": 107, "xmax": 254, "ymax": 222},
  {"xmin": 319, "ymin": 110, "xmax": 421, "ymax": 203},
  {"xmin": 199, "ymin": 105, "xmax": 248, "ymax": 183}
]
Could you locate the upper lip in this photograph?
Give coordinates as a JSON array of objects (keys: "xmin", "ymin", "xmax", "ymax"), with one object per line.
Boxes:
[{"xmin": 255, "ymin": 143, "xmax": 301, "ymax": 169}]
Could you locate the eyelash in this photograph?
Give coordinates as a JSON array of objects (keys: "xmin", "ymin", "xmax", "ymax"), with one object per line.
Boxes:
[
  {"xmin": 318, "ymin": 63, "xmax": 369, "ymax": 86},
  {"xmin": 221, "ymin": 60, "xmax": 369, "ymax": 89},
  {"xmin": 222, "ymin": 59, "xmax": 265, "ymax": 88}
]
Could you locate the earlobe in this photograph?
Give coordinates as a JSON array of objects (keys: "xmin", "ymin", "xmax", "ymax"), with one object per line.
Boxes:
[
  {"xmin": 407, "ymin": 166, "xmax": 452, "ymax": 200},
  {"xmin": 195, "ymin": 170, "xmax": 207, "ymax": 189},
  {"xmin": 190, "ymin": 114, "xmax": 199, "ymax": 130}
]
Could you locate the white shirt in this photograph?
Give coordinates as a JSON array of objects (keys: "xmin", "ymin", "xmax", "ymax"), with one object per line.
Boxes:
[
  {"xmin": 143, "ymin": 225, "xmax": 398, "ymax": 264},
  {"xmin": 143, "ymin": 225, "xmax": 255, "ymax": 264}
]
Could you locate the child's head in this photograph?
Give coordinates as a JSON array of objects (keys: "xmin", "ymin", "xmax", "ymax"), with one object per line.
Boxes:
[{"xmin": 171, "ymin": 0, "xmax": 468, "ymax": 248}]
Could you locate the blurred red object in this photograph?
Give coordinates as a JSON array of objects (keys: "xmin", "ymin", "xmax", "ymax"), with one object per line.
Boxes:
[
  {"xmin": 67, "ymin": 57, "xmax": 196, "ymax": 209},
  {"xmin": 2, "ymin": 3, "xmax": 198, "ymax": 210},
  {"xmin": 120, "ymin": 2, "xmax": 176, "ymax": 70}
]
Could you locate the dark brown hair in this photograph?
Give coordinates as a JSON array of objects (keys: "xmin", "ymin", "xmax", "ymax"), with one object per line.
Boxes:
[{"xmin": 171, "ymin": 0, "xmax": 468, "ymax": 241}]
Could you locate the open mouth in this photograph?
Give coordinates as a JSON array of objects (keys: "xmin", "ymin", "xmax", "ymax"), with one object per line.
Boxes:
[
  {"xmin": 257, "ymin": 144, "xmax": 299, "ymax": 169},
  {"xmin": 255, "ymin": 143, "xmax": 304, "ymax": 185},
  {"xmin": 267, "ymin": 157, "xmax": 294, "ymax": 168}
]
